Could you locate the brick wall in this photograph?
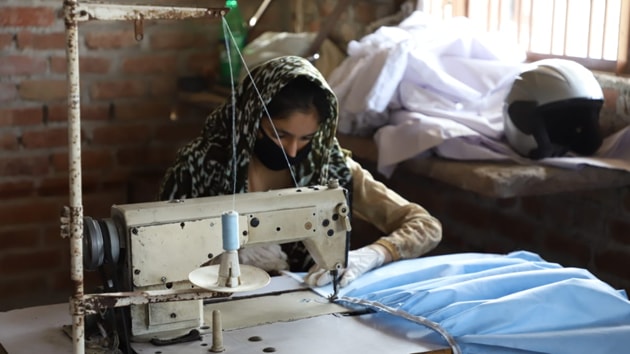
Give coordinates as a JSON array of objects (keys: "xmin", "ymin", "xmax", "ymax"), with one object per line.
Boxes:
[{"xmin": 0, "ymin": 0, "xmax": 402, "ymax": 311}]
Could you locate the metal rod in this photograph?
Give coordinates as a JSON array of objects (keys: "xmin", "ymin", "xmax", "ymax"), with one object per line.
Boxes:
[
  {"xmin": 74, "ymin": 2, "xmax": 226, "ymax": 22},
  {"xmin": 81, "ymin": 288, "xmax": 231, "ymax": 315},
  {"xmin": 63, "ymin": 1, "xmax": 85, "ymax": 353},
  {"xmin": 61, "ymin": 1, "xmax": 226, "ymax": 353},
  {"xmin": 210, "ymin": 310, "xmax": 225, "ymax": 352}
]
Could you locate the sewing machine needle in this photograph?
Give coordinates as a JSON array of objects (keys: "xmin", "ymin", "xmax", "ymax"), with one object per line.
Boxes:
[{"xmin": 329, "ymin": 269, "xmax": 339, "ymax": 302}]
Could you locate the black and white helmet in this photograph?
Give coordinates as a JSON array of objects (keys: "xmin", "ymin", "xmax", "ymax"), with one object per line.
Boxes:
[{"xmin": 503, "ymin": 59, "xmax": 604, "ymax": 159}]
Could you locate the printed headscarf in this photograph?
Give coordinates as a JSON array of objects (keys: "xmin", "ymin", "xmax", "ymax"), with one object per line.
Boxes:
[{"xmin": 159, "ymin": 55, "xmax": 352, "ymax": 200}]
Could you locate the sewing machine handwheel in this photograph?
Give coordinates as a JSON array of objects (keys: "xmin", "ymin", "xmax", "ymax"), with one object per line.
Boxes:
[{"xmin": 188, "ymin": 264, "xmax": 270, "ymax": 292}]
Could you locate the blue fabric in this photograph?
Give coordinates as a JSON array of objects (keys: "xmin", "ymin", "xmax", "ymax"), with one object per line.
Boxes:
[{"xmin": 301, "ymin": 251, "xmax": 630, "ymax": 354}]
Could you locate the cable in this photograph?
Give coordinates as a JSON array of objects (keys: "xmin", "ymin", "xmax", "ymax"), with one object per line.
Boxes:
[{"xmin": 336, "ymin": 296, "xmax": 462, "ymax": 354}]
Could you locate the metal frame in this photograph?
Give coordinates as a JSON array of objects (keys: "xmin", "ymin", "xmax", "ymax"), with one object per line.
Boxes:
[{"xmin": 61, "ymin": 2, "xmax": 226, "ymax": 353}]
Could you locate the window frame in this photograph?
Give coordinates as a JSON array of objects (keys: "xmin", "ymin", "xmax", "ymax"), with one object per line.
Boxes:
[{"xmin": 430, "ymin": 0, "xmax": 630, "ymax": 75}]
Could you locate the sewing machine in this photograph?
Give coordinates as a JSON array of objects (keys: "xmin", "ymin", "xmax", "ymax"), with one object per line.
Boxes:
[
  {"xmin": 0, "ymin": 178, "xmax": 452, "ymax": 353},
  {"xmin": 81, "ymin": 181, "xmax": 351, "ymax": 342}
]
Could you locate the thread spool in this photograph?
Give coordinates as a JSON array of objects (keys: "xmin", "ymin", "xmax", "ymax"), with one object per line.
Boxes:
[{"xmin": 221, "ymin": 211, "xmax": 239, "ymax": 251}]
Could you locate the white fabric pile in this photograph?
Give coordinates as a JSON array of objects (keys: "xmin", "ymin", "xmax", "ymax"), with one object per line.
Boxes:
[{"xmin": 329, "ymin": 11, "xmax": 630, "ymax": 177}]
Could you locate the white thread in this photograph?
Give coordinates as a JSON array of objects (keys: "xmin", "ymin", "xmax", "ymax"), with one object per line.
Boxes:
[{"xmin": 222, "ymin": 19, "xmax": 299, "ymax": 188}]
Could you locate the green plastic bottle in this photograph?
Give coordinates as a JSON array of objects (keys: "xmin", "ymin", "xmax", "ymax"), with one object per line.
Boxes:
[{"xmin": 218, "ymin": 0, "xmax": 247, "ymax": 86}]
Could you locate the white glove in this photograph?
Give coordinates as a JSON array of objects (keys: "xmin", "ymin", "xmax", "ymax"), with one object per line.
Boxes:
[
  {"xmin": 304, "ymin": 245, "xmax": 386, "ymax": 288},
  {"xmin": 238, "ymin": 244, "xmax": 289, "ymax": 273}
]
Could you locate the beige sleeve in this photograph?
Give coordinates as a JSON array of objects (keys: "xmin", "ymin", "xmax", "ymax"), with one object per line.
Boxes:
[{"xmin": 348, "ymin": 156, "xmax": 442, "ymax": 261}]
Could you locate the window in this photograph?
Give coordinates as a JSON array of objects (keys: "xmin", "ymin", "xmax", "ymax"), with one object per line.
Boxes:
[{"xmin": 418, "ymin": 0, "xmax": 630, "ymax": 74}]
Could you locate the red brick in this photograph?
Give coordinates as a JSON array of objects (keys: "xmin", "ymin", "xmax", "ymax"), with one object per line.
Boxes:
[
  {"xmin": 542, "ymin": 229, "xmax": 591, "ymax": 267},
  {"xmin": 51, "ymin": 149, "xmax": 115, "ymax": 173},
  {"xmin": 47, "ymin": 104, "xmax": 110, "ymax": 123},
  {"xmin": 84, "ymin": 30, "xmax": 139, "ymax": 49},
  {"xmin": 41, "ymin": 173, "xmax": 100, "ymax": 196},
  {"xmin": 42, "ymin": 225, "xmax": 71, "ymax": 248},
  {"xmin": 64, "ymin": 149, "xmax": 116, "ymax": 172},
  {"xmin": 520, "ymin": 196, "xmax": 546, "ymax": 220},
  {"xmin": 0, "ymin": 107, "xmax": 42, "ymax": 126},
  {"xmin": 0, "ymin": 180, "xmax": 35, "ymax": 199},
  {"xmin": 97, "ymin": 170, "xmax": 130, "ymax": 192},
  {"xmin": 0, "ymin": 227, "xmax": 41, "ymax": 250},
  {"xmin": 0, "ymin": 249, "xmax": 63, "ymax": 276},
  {"xmin": 83, "ymin": 104, "xmax": 112, "ymax": 121},
  {"xmin": 0, "ymin": 83, "xmax": 18, "ymax": 102},
  {"xmin": 495, "ymin": 197, "xmax": 518, "ymax": 208},
  {"xmin": 84, "ymin": 174, "xmax": 103, "ymax": 194},
  {"xmin": 22, "ymin": 127, "xmax": 68, "ymax": 149},
  {"xmin": 90, "ymin": 80, "xmax": 146, "ymax": 100},
  {"xmin": 117, "ymin": 146, "xmax": 178, "ymax": 167},
  {"xmin": 0, "ymin": 132, "xmax": 19, "ymax": 150},
  {"xmin": 16, "ymin": 31, "xmax": 66, "ymax": 50},
  {"xmin": 49, "ymin": 56, "xmax": 111, "ymax": 74},
  {"xmin": 91, "ymin": 123, "xmax": 153, "ymax": 145},
  {"xmin": 38, "ymin": 176, "xmax": 69, "ymax": 197},
  {"xmin": 492, "ymin": 212, "xmax": 538, "ymax": 245},
  {"xmin": 0, "ymin": 155, "xmax": 50, "ymax": 177},
  {"xmin": 0, "ymin": 276, "xmax": 43, "ymax": 303},
  {"xmin": 446, "ymin": 198, "xmax": 495, "ymax": 231},
  {"xmin": 150, "ymin": 31, "xmax": 209, "ymax": 50},
  {"xmin": 150, "ymin": 76, "xmax": 178, "ymax": 97},
  {"xmin": 571, "ymin": 202, "xmax": 605, "ymax": 236},
  {"xmin": 50, "ymin": 152, "xmax": 68, "ymax": 172},
  {"xmin": 0, "ymin": 199, "xmax": 61, "ymax": 226},
  {"xmin": 0, "ymin": 33, "xmax": 14, "ymax": 49},
  {"xmin": 155, "ymin": 121, "xmax": 201, "ymax": 143},
  {"xmin": 83, "ymin": 189, "xmax": 130, "ymax": 217},
  {"xmin": 186, "ymin": 51, "xmax": 218, "ymax": 76},
  {"xmin": 0, "ymin": 55, "xmax": 47, "ymax": 75},
  {"xmin": 545, "ymin": 196, "xmax": 577, "ymax": 227},
  {"xmin": 19, "ymin": 80, "xmax": 67, "ymax": 101},
  {"xmin": 115, "ymin": 101, "xmax": 172, "ymax": 120},
  {"xmin": 122, "ymin": 55, "xmax": 177, "ymax": 74},
  {"xmin": 396, "ymin": 181, "xmax": 447, "ymax": 216},
  {"xmin": 0, "ymin": 7, "xmax": 56, "ymax": 27},
  {"xmin": 127, "ymin": 174, "xmax": 164, "ymax": 203}
]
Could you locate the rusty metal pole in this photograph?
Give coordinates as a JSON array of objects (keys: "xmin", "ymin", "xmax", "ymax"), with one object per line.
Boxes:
[
  {"xmin": 59, "ymin": 3, "xmax": 226, "ymax": 353},
  {"xmin": 63, "ymin": 0, "xmax": 85, "ymax": 353}
]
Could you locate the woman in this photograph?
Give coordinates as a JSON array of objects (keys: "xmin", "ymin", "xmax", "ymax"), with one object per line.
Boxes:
[{"xmin": 159, "ymin": 56, "xmax": 442, "ymax": 287}]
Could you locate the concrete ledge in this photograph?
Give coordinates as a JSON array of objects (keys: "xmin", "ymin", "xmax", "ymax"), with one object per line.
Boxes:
[{"xmin": 337, "ymin": 133, "xmax": 630, "ymax": 198}]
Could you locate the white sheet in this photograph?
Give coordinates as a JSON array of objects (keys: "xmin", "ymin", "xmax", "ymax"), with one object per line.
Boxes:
[{"xmin": 330, "ymin": 11, "xmax": 630, "ymax": 177}]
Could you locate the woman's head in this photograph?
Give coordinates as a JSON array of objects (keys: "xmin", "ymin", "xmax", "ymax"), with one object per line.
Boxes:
[
  {"xmin": 200, "ymin": 56, "xmax": 350, "ymax": 191},
  {"xmin": 265, "ymin": 76, "xmax": 328, "ymax": 123},
  {"xmin": 252, "ymin": 77, "xmax": 329, "ymax": 170}
]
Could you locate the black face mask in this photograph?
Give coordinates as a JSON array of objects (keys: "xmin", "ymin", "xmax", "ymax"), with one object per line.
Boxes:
[{"xmin": 253, "ymin": 129, "xmax": 312, "ymax": 171}]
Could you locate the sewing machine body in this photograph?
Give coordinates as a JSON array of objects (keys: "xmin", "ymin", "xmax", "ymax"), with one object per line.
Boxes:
[{"xmin": 106, "ymin": 184, "xmax": 350, "ymax": 339}]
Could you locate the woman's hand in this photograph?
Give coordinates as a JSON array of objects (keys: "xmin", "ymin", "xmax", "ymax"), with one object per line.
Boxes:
[{"xmin": 304, "ymin": 244, "xmax": 388, "ymax": 287}]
